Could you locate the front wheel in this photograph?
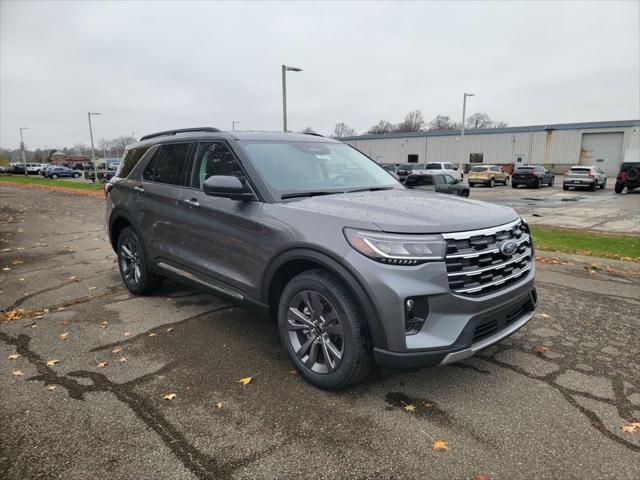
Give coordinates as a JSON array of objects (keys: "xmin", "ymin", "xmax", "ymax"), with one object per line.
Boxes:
[
  {"xmin": 512, "ymin": 183, "xmax": 518, "ymax": 189},
  {"xmin": 488, "ymin": 178, "xmax": 495, "ymax": 188},
  {"xmin": 117, "ymin": 227, "xmax": 163, "ymax": 295},
  {"xmin": 278, "ymin": 269, "xmax": 373, "ymax": 390},
  {"xmin": 614, "ymin": 183, "xmax": 624, "ymax": 194},
  {"xmin": 73, "ymin": 172, "xmax": 80, "ymax": 178},
  {"xmin": 50, "ymin": 174, "xmax": 58, "ymax": 179}
]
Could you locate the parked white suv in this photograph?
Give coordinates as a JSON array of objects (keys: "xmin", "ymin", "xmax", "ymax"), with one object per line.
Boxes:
[
  {"xmin": 418, "ymin": 162, "xmax": 463, "ymax": 181},
  {"xmin": 563, "ymin": 166, "xmax": 607, "ymax": 191}
]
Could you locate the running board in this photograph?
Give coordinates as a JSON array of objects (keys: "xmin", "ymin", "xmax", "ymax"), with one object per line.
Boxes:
[{"xmin": 157, "ymin": 262, "xmax": 244, "ymax": 300}]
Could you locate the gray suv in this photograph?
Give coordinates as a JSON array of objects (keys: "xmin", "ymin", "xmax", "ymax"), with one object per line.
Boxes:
[{"xmin": 106, "ymin": 127, "xmax": 537, "ymax": 389}]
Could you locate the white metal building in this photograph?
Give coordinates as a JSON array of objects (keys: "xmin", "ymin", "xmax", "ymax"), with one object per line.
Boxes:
[{"xmin": 341, "ymin": 120, "xmax": 640, "ymax": 176}]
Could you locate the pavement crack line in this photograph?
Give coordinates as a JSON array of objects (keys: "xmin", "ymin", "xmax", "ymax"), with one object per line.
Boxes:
[
  {"xmin": 0, "ymin": 328, "xmax": 280, "ymax": 480},
  {"xmin": 477, "ymin": 347, "xmax": 640, "ymax": 452}
]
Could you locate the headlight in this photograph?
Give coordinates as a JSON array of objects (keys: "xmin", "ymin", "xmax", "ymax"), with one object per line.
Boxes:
[{"xmin": 343, "ymin": 228, "xmax": 446, "ymax": 265}]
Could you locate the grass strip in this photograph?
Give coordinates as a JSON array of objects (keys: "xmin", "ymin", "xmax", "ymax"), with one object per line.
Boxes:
[
  {"xmin": 0, "ymin": 175, "xmax": 103, "ymax": 191},
  {"xmin": 530, "ymin": 226, "xmax": 640, "ymax": 262}
]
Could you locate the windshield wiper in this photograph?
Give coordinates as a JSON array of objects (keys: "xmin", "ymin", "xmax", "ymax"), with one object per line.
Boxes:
[
  {"xmin": 280, "ymin": 191, "xmax": 342, "ymax": 199},
  {"xmin": 346, "ymin": 186, "xmax": 395, "ymax": 193}
]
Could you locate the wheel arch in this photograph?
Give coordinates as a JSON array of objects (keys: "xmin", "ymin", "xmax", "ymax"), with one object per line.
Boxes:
[
  {"xmin": 262, "ymin": 247, "xmax": 388, "ymax": 349},
  {"xmin": 108, "ymin": 208, "xmax": 140, "ymax": 252}
]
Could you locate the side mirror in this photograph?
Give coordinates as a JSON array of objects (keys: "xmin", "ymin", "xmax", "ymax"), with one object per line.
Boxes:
[
  {"xmin": 453, "ymin": 166, "xmax": 458, "ymax": 170},
  {"xmin": 203, "ymin": 175, "xmax": 254, "ymax": 201}
]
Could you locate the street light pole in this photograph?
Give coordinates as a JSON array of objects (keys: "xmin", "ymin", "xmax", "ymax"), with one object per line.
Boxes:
[
  {"xmin": 232, "ymin": 121, "xmax": 240, "ymax": 131},
  {"xmin": 87, "ymin": 112, "xmax": 101, "ymax": 182},
  {"xmin": 458, "ymin": 92, "xmax": 474, "ymax": 171},
  {"xmin": 19, "ymin": 127, "xmax": 30, "ymax": 176},
  {"xmin": 281, "ymin": 64, "xmax": 302, "ymax": 132}
]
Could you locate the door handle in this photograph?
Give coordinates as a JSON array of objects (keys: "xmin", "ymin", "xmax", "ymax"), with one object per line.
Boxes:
[
  {"xmin": 133, "ymin": 186, "xmax": 144, "ymax": 193},
  {"xmin": 183, "ymin": 198, "xmax": 200, "ymax": 208}
]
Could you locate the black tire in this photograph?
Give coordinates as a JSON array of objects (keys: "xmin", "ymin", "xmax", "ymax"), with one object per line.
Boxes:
[
  {"xmin": 590, "ymin": 182, "xmax": 597, "ymax": 192},
  {"xmin": 278, "ymin": 269, "xmax": 373, "ymax": 390},
  {"xmin": 51, "ymin": 174, "xmax": 58, "ymax": 179},
  {"xmin": 627, "ymin": 167, "xmax": 640, "ymax": 182},
  {"xmin": 563, "ymin": 185, "xmax": 569, "ymax": 191},
  {"xmin": 512, "ymin": 183, "xmax": 518, "ymax": 189},
  {"xmin": 614, "ymin": 183, "xmax": 624, "ymax": 194},
  {"xmin": 534, "ymin": 179, "xmax": 541, "ymax": 189},
  {"xmin": 462, "ymin": 189, "xmax": 470, "ymax": 197},
  {"xmin": 600, "ymin": 179, "xmax": 606, "ymax": 189},
  {"xmin": 549, "ymin": 177, "xmax": 554, "ymax": 187},
  {"xmin": 488, "ymin": 178, "xmax": 495, "ymax": 188},
  {"xmin": 469, "ymin": 183, "xmax": 475, "ymax": 188},
  {"xmin": 73, "ymin": 172, "xmax": 80, "ymax": 178},
  {"xmin": 117, "ymin": 227, "xmax": 163, "ymax": 295}
]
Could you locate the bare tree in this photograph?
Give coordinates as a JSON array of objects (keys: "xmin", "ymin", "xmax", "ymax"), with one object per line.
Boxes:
[
  {"xmin": 332, "ymin": 123, "xmax": 356, "ymax": 138},
  {"xmin": 493, "ymin": 121, "xmax": 509, "ymax": 128},
  {"xmin": 367, "ymin": 120, "xmax": 394, "ymax": 135},
  {"xmin": 466, "ymin": 112, "xmax": 493, "ymax": 129},
  {"xmin": 428, "ymin": 115, "xmax": 456, "ymax": 131},
  {"xmin": 395, "ymin": 110, "xmax": 425, "ymax": 132}
]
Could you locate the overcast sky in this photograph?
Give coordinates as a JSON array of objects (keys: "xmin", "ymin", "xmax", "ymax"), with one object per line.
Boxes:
[{"xmin": 1, "ymin": 0, "xmax": 639, "ymax": 149}]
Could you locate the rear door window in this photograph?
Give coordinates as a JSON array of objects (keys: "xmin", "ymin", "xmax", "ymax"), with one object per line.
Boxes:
[{"xmin": 143, "ymin": 143, "xmax": 191, "ymax": 185}]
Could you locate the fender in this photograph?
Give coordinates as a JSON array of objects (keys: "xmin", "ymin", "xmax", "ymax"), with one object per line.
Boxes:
[{"xmin": 261, "ymin": 246, "xmax": 389, "ymax": 350}]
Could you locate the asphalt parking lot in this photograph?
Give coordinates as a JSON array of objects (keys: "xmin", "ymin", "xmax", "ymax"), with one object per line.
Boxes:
[
  {"xmin": 1, "ymin": 184, "xmax": 639, "ymax": 480},
  {"xmin": 467, "ymin": 177, "xmax": 640, "ymax": 234}
]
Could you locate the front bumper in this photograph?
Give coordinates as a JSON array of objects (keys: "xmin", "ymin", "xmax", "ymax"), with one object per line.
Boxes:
[{"xmin": 343, "ymin": 246, "xmax": 537, "ymax": 369}]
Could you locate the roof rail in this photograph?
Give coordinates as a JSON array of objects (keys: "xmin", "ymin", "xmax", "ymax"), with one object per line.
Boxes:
[
  {"xmin": 303, "ymin": 132, "xmax": 324, "ymax": 137},
  {"xmin": 140, "ymin": 127, "xmax": 221, "ymax": 141}
]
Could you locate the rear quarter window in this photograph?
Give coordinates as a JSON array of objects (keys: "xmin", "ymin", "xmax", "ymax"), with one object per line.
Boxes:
[{"xmin": 116, "ymin": 146, "xmax": 150, "ymax": 178}]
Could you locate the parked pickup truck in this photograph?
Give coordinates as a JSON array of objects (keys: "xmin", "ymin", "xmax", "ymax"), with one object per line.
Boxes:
[{"xmin": 419, "ymin": 162, "xmax": 464, "ymax": 181}]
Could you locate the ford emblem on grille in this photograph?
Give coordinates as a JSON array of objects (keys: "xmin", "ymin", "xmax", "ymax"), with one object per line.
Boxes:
[{"xmin": 499, "ymin": 240, "xmax": 518, "ymax": 257}]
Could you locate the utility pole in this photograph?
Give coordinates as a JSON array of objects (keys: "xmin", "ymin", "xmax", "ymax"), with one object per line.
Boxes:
[
  {"xmin": 19, "ymin": 127, "xmax": 30, "ymax": 176},
  {"xmin": 131, "ymin": 131, "xmax": 138, "ymax": 142},
  {"xmin": 87, "ymin": 112, "xmax": 101, "ymax": 182},
  {"xmin": 458, "ymin": 93, "xmax": 474, "ymax": 171},
  {"xmin": 232, "ymin": 121, "xmax": 240, "ymax": 131},
  {"xmin": 281, "ymin": 64, "xmax": 302, "ymax": 132}
]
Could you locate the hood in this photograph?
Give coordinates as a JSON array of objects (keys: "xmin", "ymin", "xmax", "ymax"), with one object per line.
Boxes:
[{"xmin": 283, "ymin": 189, "xmax": 518, "ymax": 234}]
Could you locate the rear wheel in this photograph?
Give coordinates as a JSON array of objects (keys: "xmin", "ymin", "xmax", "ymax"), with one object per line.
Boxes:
[
  {"xmin": 488, "ymin": 178, "xmax": 495, "ymax": 188},
  {"xmin": 549, "ymin": 177, "xmax": 554, "ymax": 187},
  {"xmin": 600, "ymin": 179, "xmax": 606, "ymax": 189},
  {"xmin": 563, "ymin": 185, "xmax": 569, "ymax": 191},
  {"xmin": 534, "ymin": 179, "xmax": 541, "ymax": 189},
  {"xmin": 73, "ymin": 172, "xmax": 80, "ymax": 178},
  {"xmin": 278, "ymin": 269, "xmax": 373, "ymax": 390},
  {"xmin": 590, "ymin": 182, "xmax": 597, "ymax": 192},
  {"xmin": 117, "ymin": 227, "xmax": 163, "ymax": 295},
  {"xmin": 512, "ymin": 183, "xmax": 518, "ymax": 189},
  {"xmin": 614, "ymin": 183, "xmax": 624, "ymax": 194}
]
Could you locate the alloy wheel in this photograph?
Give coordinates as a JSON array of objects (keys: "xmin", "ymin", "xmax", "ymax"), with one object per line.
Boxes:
[
  {"xmin": 286, "ymin": 290, "xmax": 345, "ymax": 374},
  {"xmin": 120, "ymin": 239, "xmax": 142, "ymax": 285}
]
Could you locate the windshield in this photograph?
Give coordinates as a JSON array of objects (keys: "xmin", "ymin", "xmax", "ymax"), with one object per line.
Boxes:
[
  {"xmin": 471, "ymin": 166, "xmax": 488, "ymax": 172},
  {"xmin": 425, "ymin": 163, "xmax": 442, "ymax": 169},
  {"xmin": 240, "ymin": 141, "xmax": 400, "ymax": 198}
]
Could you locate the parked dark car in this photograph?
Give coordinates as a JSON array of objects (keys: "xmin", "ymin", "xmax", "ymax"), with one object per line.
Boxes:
[
  {"xmin": 614, "ymin": 162, "xmax": 640, "ymax": 194},
  {"xmin": 396, "ymin": 163, "xmax": 424, "ymax": 182},
  {"xmin": 405, "ymin": 173, "xmax": 469, "ymax": 197},
  {"xmin": 106, "ymin": 128, "xmax": 536, "ymax": 390},
  {"xmin": 511, "ymin": 166, "xmax": 554, "ymax": 188},
  {"xmin": 46, "ymin": 166, "xmax": 81, "ymax": 179}
]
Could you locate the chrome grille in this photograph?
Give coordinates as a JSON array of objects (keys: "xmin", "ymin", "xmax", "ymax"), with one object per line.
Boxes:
[{"xmin": 443, "ymin": 219, "xmax": 532, "ymax": 296}]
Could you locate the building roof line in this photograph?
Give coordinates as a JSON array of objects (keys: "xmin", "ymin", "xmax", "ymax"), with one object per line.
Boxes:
[{"xmin": 339, "ymin": 119, "xmax": 640, "ymax": 141}]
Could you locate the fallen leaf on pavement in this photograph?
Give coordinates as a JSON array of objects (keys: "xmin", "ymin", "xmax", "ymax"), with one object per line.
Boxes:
[
  {"xmin": 59, "ymin": 332, "xmax": 69, "ymax": 341},
  {"xmin": 166, "ymin": 327, "xmax": 174, "ymax": 332},
  {"xmin": 118, "ymin": 357, "xmax": 128, "ymax": 363},
  {"xmin": 68, "ymin": 276, "xmax": 77, "ymax": 281},
  {"xmin": 47, "ymin": 385, "xmax": 57, "ymax": 392},
  {"xmin": 12, "ymin": 370, "xmax": 25, "ymax": 376},
  {"xmin": 46, "ymin": 359, "xmax": 60, "ymax": 366},
  {"xmin": 621, "ymin": 422, "xmax": 640, "ymax": 433},
  {"xmin": 473, "ymin": 474, "xmax": 492, "ymax": 480},
  {"xmin": 212, "ymin": 402, "xmax": 224, "ymax": 409},
  {"xmin": 2, "ymin": 267, "xmax": 10, "ymax": 271},
  {"xmin": 288, "ymin": 369, "xmax": 300, "ymax": 376},
  {"xmin": 97, "ymin": 361, "xmax": 108, "ymax": 368},
  {"xmin": 8, "ymin": 353, "xmax": 20, "ymax": 360},
  {"xmin": 432, "ymin": 439, "xmax": 449, "ymax": 451},
  {"xmin": 100, "ymin": 321, "xmax": 108, "ymax": 329},
  {"xmin": 423, "ymin": 402, "xmax": 434, "ymax": 409},
  {"xmin": 538, "ymin": 313, "xmax": 550, "ymax": 319},
  {"xmin": 403, "ymin": 404, "xmax": 416, "ymax": 413},
  {"xmin": 238, "ymin": 376, "xmax": 253, "ymax": 386},
  {"xmin": 534, "ymin": 345, "xmax": 548, "ymax": 354},
  {"xmin": 57, "ymin": 307, "xmax": 65, "ymax": 311},
  {"xmin": 2, "ymin": 309, "xmax": 23, "ymax": 321},
  {"xmin": 62, "ymin": 319, "xmax": 71, "ymax": 326},
  {"xmin": 124, "ymin": 331, "xmax": 132, "ymax": 337},
  {"xmin": 148, "ymin": 332, "xmax": 157, "ymax": 337},
  {"xmin": 88, "ymin": 286, "xmax": 97, "ymax": 291},
  {"xmin": 163, "ymin": 393, "xmax": 177, "ymax": 401},
  {"xmin": 111, "ymin": 346, "xmax": 123, "ymax": 354}
]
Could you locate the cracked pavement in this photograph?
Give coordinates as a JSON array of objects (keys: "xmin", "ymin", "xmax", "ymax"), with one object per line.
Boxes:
[{"xmin": 1, "ymin": 184, "xmax": 639, "ymax": 479}]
